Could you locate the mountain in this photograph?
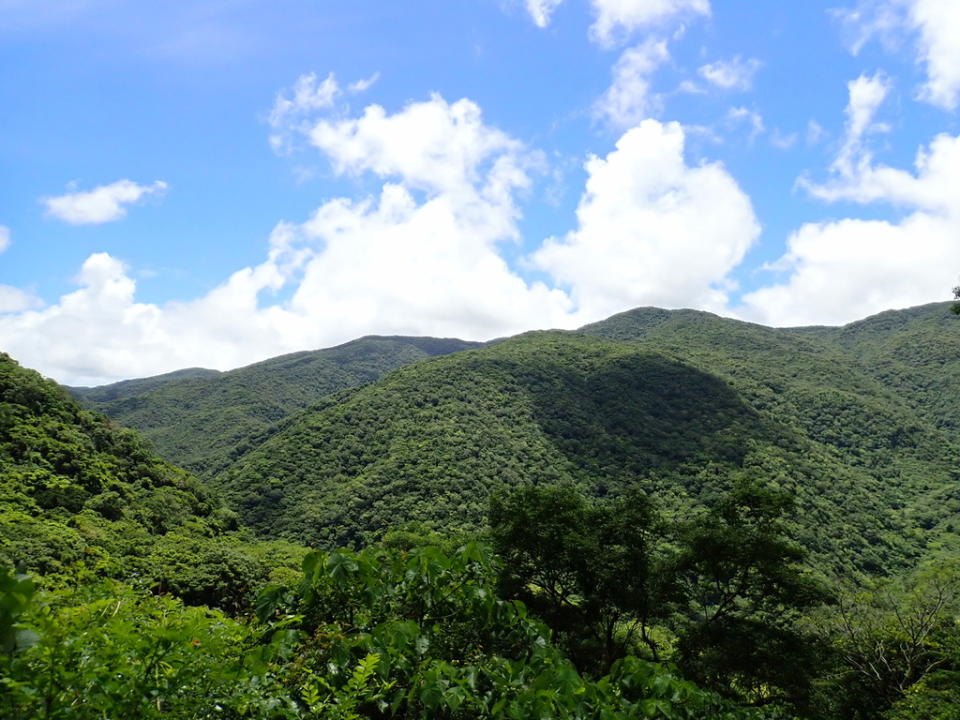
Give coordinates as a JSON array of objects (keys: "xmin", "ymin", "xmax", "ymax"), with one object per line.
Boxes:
[
  {"xmin": 0, "ymin": 352, "xmax": 304, "ymax": 608},
  {"xmin": 71, "ymin": 335, "xmax": 481, "ymax": 475},
  {"xmin": 69, "ymin": 303, "xmax": 960, "ymax": 577},
  {"xmin": 206, "ymin": 305, "xmax": 960, "ymax": 577},
  {"xmin": 0, "ymin": 352, "xmax": 218, "ymax": 574}
]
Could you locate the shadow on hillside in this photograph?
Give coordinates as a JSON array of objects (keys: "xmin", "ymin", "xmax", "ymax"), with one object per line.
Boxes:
[{"xmin": 526, "ymin": 353, "xmax": 763, "ymax": 484}]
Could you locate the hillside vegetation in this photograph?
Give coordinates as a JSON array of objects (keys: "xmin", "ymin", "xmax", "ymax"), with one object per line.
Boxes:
[
  {"xmin": 205, "ymin": 306, "xmax": 960, "ymax": 580},
  {"xmin": 4, "ymin": 302, "xmax": 960, "ymax": 719},
  {"xmin": 71, "ymin": 336, "xmax": 479, "ymax": 475},
  {"xmin": 0, "ymin": 352, "xmax": 304, "ymax": 609}
]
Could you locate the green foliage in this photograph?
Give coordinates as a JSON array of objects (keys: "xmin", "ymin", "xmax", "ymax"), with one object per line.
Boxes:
[
  {"xmin": 256, "ymin": 542, "xmax": 755, "ymax": 720},
  {"xmin": 215, "ymin": 334, "xmax": 774, "ymax": 547},
  {"xmin": 195, "ymin": 308, "xmax": 960, "ymax": 583},
  {"xmin": 0, "ymin": 578, "xmax": 297, "ymax": 720},
  {"xmin": 490, "ymin": 482, "xmax": 827, "ymax": 711},
  {"xmin": 72, "ymin": 336, "xmax": 480, "ymax": 476},
  {"xmin": 672, "ymin": 481, "xmax": 830, "ymax": 708},
  {"xmin": 0, "ymin": 352, "xmax": 303, "ymax": 611},
  {"xmin": 490, "ymin": 484, "xmax": 671, "ymax": 673},
  {"xmin": 885, "ymin": 671, "xmax": 960, "ymax": 720},
  {"xmin": 1, "ymin": 545, "xmax": 759, "ymax": 720},
  {"xmin": 811, "ymin": 559, "xmax": 960, "ymax": 719}
]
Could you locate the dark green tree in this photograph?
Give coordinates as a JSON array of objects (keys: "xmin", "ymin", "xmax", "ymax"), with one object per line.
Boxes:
[
  {"xmin": 672, "ymin": 481, "xmax": 830, "ymax": 709},
  {"xmin": 490, "ymin": 484, "xmax": 675, "ymax": 674}
]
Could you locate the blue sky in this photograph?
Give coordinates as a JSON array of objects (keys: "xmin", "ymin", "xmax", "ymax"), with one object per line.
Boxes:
[{"xmin": 2, "ymin": 0, "xmax": 960, "ymax": 384}]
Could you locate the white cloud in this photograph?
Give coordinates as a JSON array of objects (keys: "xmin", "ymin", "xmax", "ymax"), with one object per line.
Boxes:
[
  {"xmin": 799, "ymin": 73, "xmax": 891, "ymax": 197},
  {"xmin": 0, "ymin": 286, "xmax": 39, "ymax": 314},
  {"xmin": 0, "ymin": 226, "xmax": 9, "ymax": 253},
  {"xmin": 697, "ymin": 56, "xmax": 762, "ymax": 91},
  {"xmin": 833, "ymin": 1, "xmax": 904, "ymax": 55},
  {"xmin": 770, "ymin": 129, "xmax": 798, "ymax": 149},
  {"xmin": 909, "ymin": 0, "xmax": 960, "ymax": 109},
  {"xmin": 676, "ymin": 79, "xmax": 706, "ymax": 95},
  {"xmin": 589, "ymin": 0, "xmax": 710, "ymax": 46},
  {"xmin": 811, "ymin": 130, "xmax": 960, "ymax": 210},
  {"xmin": 726, "ymin": 106, "xmax": 765, "ymax": 140},
  {"xmin": 806, "ymin": 119, "xmax": 826, "ymax": 146},
  {"xmin": 531, "ymin": 119, "xmax": 760, "ymax": 320},
  {"xmin": 740, "ymin": 130, "xmax": 960, "ymax": 326},
  {"xmin": 594, "ymin": 39, "xmax": 669, "ymax": 128},
  {"xmin": 0, "ymin": 88, "xmax": 771, "ymax": 385},
  {"xmin": 307, "ymin": 94, "xmax": 530, "ymax": 203},
  {"xmin": 43, "ymin": 180, "xmax": 167, "ymax": 225},
  {"xmin": 525, "ymin": 0, "xmax": 564, "ymax": 27},
  {"xmin": 836, "ymin": 0, "xmax": 960, "ymax": 110},
  {"xmin": 268, "ymin": 72, "xmax": 341, "ymax": 152},
  {"xmin": 523, "ymin": 0, "xmax": 708, "ymax": 39},
  {"xmin": 838, "ymin": 73, "xmax": 891, "ymax": 172},
  {"xmin": 348, "ymin": 72, "xmax": 380, "ymax": 94},
  {"xmin": 0, "ymin": 93, "xmax": 573, "ymax": 385},
  {"xmin": 739, "ymin": 214, "xmax": 960, "ymax": 327}
]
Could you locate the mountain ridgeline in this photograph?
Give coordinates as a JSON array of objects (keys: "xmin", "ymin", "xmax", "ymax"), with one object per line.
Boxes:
[
  {"xmin": 75, "ymin": 302, "xmax": 960, "ymax": 579},
  {"xmin": 71, "ymin": 335, "xmax": 481, "ymax": 476},
  {"xmin": 6, "ymin": 301, "xmax": 960, "ymax": 720}
]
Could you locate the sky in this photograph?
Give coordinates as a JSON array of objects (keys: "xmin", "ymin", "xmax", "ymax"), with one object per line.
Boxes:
[{"xmin": 2, "ymin": 0, "xmax": 960, "ymax": 385}]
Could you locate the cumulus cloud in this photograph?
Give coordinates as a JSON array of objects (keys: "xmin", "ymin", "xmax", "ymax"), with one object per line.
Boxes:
[
  {"xmin": 347, "ymin": 72, "xmax": 380, "ymax": 94},
  {"xmin": 837, "ymin": 0, "xmax": 960, "ymax": 110},
  {"xmin": 0, "ymin": 84, "xmax": 771, "ymax": 385},
  {"xmin": 740, "ymin": 129, "xmax": 960, "ymax": 326},
  {"xmin": 268, "ymin": 72, "xmax": 342, "ymax": 153},
  {"xmin": 594, "ymin": 39, "xmax": 669, "ymax": 128},
  {"xmin": 43, "ymin": 180, "xmax": 167, "ymax": 225},
  {"xmin": 800, "ymin": 73, "xmax": 891, "ymax": 197},
  {"xmin": 531, "ymin": 119, "xmax": 761, "ymax": 320},
  {"xmin": 739, "ymin": 214, "xmax": 960, "ymax": 327},
  {"xmin": 524, "ymin": 0, "xmax": 708, "ymax": 39},
  {"xmin": 909, "ymin": 0, "xmax": 960, "ymax": 109},
  {"xmin": 0, "ymin": 226, "xmax": 9, "ymax": 253},
  {"xmin": 698, "ymin": 56, "xmax": 762, "ymax": 91},
  {"xmin": 0, "ymin": 92, "xmax": 574, "ymax": 385},
  {"xmin": 0, "ymin": 286, "xmax": 40, "ymax": 314}
]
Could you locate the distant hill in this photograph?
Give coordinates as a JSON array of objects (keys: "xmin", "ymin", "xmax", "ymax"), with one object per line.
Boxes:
[
  {"xmin": 71, "ymin": 367, "xmax": 223, "ymax": 401},
  {"xmin": 208, "ymin": 304, "xmax": 960, "ymax": 577},
  {"xmin": 71, "ymin": 303, "xmax": 960, "ymax": 577},
  {"xmin": 71, "ymin": 336, "xmax": 481, "ymax": 475}
]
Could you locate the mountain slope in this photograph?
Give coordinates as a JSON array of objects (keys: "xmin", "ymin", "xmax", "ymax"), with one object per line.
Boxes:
[
  {"xmin": 72, "ymin": 335, "xmax": 480, "ymax": 475},
  {"xmin": 0, "ymin": 352, "xmax": 305, "ymax": 607},
  {"xmin": 0, "ymin": 352, "xmax": 221, "ymax": 575},
  {"xmin": 212, "ymin": 318, "xmax": 960, "ymax": 576}
]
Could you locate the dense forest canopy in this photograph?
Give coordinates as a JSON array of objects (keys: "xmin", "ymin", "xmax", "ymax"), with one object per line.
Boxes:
[{"xmin": 3, "ymin": 301, "xmax": 960, "ymax": 719}]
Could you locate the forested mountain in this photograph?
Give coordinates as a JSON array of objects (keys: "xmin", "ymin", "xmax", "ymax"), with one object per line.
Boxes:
[
  {"xmin": 177, "ymin": 304, "xmax": 958, "ymax": 580},
  {"xmin": 5, "ymin": 302, "xmax": 960, "ymax": 719},
  {"xmin": 0, "ymin": 349, "xmax": 764, "ymax": 720},
  {"xmin": 0, "ymin": 352, "xmax": 304, "ymax": 609},
  {"xmin": 71, "ymin": 336, "xmax": 480, "ymax": 475}
]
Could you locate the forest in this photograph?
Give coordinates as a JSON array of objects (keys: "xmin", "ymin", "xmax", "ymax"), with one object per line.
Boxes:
[{"xmin": 2, "ymin": 302, "xmax": 960, "ymax": 719}]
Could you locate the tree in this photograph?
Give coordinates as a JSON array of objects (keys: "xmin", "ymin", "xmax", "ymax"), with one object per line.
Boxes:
[
  {"xmin": 489, "ymin": 484, "xmax": 674, "ymax": 674},
  {"xmin": 953, "ymin": 284, "xmax": 960, "ymax": 315},
  {"xmin": 672, "ymin": 481, "xmax": 830, "ymax": 708},
  {"xmin": 815, "ymin": 559, "xmax": 960, "ymax": 719}
]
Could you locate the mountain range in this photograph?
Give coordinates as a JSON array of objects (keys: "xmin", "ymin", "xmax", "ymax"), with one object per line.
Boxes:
[{"xmin": 66, "ymin": 301, "xmax": 960, "ymax": 578}]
